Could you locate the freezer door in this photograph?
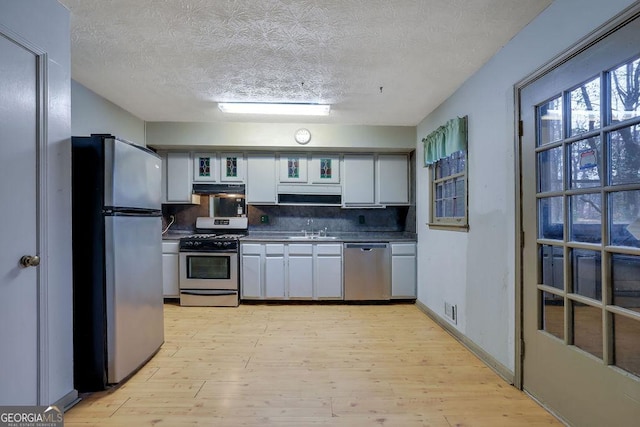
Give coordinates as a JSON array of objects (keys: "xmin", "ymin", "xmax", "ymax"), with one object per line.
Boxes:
[
  {"xmin": 105, "ymin": 215, "xmax": 164, "ymax": 384},
  {"xmin": 104, "ymin": 138, "xmax": 162, "ymax": 210}
]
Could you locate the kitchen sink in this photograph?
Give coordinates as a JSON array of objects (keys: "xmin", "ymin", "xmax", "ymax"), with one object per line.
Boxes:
[{"xmin": 286, "ymin": 235, "xmax": 339, "ymax": 240}]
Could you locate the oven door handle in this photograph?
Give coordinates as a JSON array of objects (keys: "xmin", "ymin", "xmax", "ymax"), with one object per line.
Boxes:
[{"xmin": 180, "ymin": 289, "xmax": 238, "ymax": 296}]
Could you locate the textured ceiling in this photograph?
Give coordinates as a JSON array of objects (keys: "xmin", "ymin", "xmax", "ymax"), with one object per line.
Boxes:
[{"xmin": 59, "ymin": 0, "xmax": 552, "ymax": 125}]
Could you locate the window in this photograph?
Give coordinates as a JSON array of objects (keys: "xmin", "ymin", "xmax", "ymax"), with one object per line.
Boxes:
[
  {"xmin": 423, "ymin": 116, "xmax": 469, "ymax": 230},
  {"xmin": 431, "ymin": 150, "xmax": 468, "ymax": 228}
]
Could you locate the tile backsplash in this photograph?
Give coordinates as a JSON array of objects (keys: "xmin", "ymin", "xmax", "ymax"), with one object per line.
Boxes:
[
  {"xmin": 248, "ymin": 205, "xmax": 410, "ymax": 233},
  {"xmin": 162, "ymin": 197, "xmax": 413, "ymax": 234}
]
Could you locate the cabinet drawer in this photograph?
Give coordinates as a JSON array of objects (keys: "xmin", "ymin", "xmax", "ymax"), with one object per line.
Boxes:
[
  {"xmin": 391, "ymin": 243, "xmax": 416, "ymax": 255},
  {"xmin": 288, "ymin": 244, "xmax": 313, "ymax": 255},
  {"xmin": 316, "ymin": 244, "xmax": 342, "ymax": 255},
  {"xmin": 265, "ymin": 244, "xmax": 285, "ymax": 255},
  {"xmin": 241, "ymin": 243, "xmax": 263, "ymax": 255},
  {"xmin": 162, "ymin": 241, "xmax": 180, "ymax": 254}
]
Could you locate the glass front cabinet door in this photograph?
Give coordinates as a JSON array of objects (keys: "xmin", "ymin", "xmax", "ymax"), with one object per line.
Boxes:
[
  {"xmin": 279, "ymin": 154, "xmax": 308, "ymax": 183},
  {"xmin": 310, "ymin": 155, "xmax": 340, "ymax": 184},
  {"xmin": 219, "ymin": 153, "xmax": 245, "ymax": 182},
  {"xmin": 193, "ymin": 153, "xmax": 218, "ymax": 182}
]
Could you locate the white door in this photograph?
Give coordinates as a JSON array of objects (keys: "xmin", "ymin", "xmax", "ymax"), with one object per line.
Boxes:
[
  {"xmin": 519, "ymin": 14, "xmax": 640, "ymax": 426},
  {"xmin": 0, "ymin": 34, "xmax": 39, "ymax": 404}
]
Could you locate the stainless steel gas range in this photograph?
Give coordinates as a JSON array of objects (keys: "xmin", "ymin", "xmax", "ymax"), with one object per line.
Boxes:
[{"xmin": 178, "ymin": 217, "xmax": 247, "ymax": 307}]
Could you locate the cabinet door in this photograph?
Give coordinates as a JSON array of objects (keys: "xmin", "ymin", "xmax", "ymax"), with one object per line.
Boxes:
[
  {"xmin": 377, "ymin": 154, "xmax": 409, "ymax": 205},
  {"xmin": 288, "ymin": 255, "xmax": 313, "ymax": 298},
  {"xmin": 241, "ymin": 254, "xmax": 262, "ymax": 299},
  {"xmin": 264, "ymin": 244, "xmax": 285, "ymax": 298},
  {"xmin": 391, "ymin": 243, "xmax": 416, "ymax": 298},
  {"xmin": 343, "ymin": 154, "xmax": 375, "ymax": 205},
  {"xmin": 247, "ymin": 154, "xmax": 277, "ymax": 204},
  {"xmin": 279, "ymin": 154, "xmax": 308, "ymax": 183},
  {"xmin": 220, "ymin": 153, "xmax": 245, "ymax": 182},
  {"xmin": 192, "ymin": 153, "xmax": 217, "ymax": 182},
  {"xmin": 162, "ymin": 253, "xmax": 179, "ymax": 297},
  {"xmin": 287, "ymin": 244, "xmax": 313, "ymax": 298},
  {"xmin": 316, "ymin": 255, "xmax": 343, "ymax": 299},
  {"xmin": 309, "ymin": 155, "xmax": 340, "ymax": 184},
  {"xmin": 166, "ymin": 152, "xmax": 193, "ymax": 203}
]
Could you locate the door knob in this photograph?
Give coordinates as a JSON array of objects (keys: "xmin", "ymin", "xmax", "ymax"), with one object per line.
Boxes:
[{"xmin": 20, "ymin": 255, "xmax": 40, "ymax": 268}]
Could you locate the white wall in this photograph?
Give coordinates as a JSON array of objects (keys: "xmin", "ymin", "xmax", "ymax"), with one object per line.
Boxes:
[
  {"xmin": 415, "ymin": 0, "xmax": 636, "ymax": 373},
  {"xmin": 71, "ymin": 80, "xmax": 146, "ymax": 146},
  {"xmin": 146, "ymin": 121, "xmax": 415, "ymax": 152},
  {"xmin": 0, "ymin": 0, "xmax": 76, "ymax": 407}
]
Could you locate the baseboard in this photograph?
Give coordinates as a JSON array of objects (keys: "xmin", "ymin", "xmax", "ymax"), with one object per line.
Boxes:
[
  {"xmin": 414, "ymin": 300, "xmax": 515, "ymax": 384},
  {"xmin": 55, "ymin": 389, "xmax": 80, "ymax": 411}
]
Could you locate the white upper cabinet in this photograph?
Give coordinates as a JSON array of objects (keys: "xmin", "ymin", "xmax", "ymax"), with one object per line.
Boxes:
[
  {"xmin": 377, "ymin": 154, "xmax": 409, "ymax": 205},
  {"xmin": 309, "ymin": 154, "xmax": 340, "ymax": 184},
  {"xmin": 165, "ymin": 152, "xmax": 193, "ymax": 203},
  {"xmin": 342, "ymin": 154, "xmax": 375, "ymax": 206},
  {"xmin": 247, "ymin": 153, "xmax": 277, "ymax": 204},
  {"xmin": 192, "ymin": 152, "xmax": 218, "ymax": 182},
  {"xmin": 279, "ymin": 154, "xmax": 308, "ymax": 183},
  {"xmin": 219, "ymin": 152, "xmax": 245, "ymax": 182}
]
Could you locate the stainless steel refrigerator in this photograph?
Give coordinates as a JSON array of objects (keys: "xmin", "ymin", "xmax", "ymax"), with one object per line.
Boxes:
[{"xmin": 72, "ymin": 134, "xmax": 164, "ymax": 391}]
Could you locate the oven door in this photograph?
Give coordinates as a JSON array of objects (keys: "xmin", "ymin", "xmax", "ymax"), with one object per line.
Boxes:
[{"xmin": 179, "ymin": 251, "xmax": 238, "ymax": 290}]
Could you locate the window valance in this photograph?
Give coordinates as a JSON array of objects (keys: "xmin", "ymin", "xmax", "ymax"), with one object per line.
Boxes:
[{"xmin": 422, "ymin": 116, "xmax": 468, "ymax": 165}]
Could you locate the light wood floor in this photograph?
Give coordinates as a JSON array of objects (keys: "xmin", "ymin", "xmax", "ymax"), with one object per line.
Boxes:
[{"xmin": 65, "ymin": 303, "xmax": 561, "ymax": 426}]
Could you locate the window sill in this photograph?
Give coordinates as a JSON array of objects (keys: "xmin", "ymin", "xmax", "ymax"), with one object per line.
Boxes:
[{"xmin": 427, "ymin": 222, "xmax": 469, "ymax": 232}]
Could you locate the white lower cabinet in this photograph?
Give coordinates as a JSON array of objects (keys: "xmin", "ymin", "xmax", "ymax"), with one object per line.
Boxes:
[
  {"xmin": 240, "ymin": 244, "xmax": 262, "ymax": 299},
  {"xmin": 240, "ymin": 242, "xmax": 343, "ymax": 300},
  {"xmin": 264, "ymin": 244, "xmax": 286, "ymax": 298},
  {"xmin": 391, "ymin": 242, "xmax": 417, "ymax": 299},
  {"xmin": 162, "ymin": 241, "xmax": 180, "ymax": 297},
  {"xmin": 314, "ymin": 244, "xmax": 342, "ymax": 299},
  {"xmin": 287, "ymin": 244, "xmax": 314, "ymax": 298}
]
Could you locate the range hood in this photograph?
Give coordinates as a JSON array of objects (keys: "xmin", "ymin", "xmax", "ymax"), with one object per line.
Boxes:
[
  {"xmin": 277, "ymin": 184, "xmax": 342, "ymax": 205},
  {"xmin": 192, "ymin": 183, "xmax": 245, "ymax": 195}
]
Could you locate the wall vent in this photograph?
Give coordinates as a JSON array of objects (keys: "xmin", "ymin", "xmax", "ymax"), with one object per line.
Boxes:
[{"xmin": 444, "ymin": 301, "xmax": 457, "ymax": 324}]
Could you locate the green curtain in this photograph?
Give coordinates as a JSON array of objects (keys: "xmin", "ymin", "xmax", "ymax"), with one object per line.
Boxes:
[{"xmin": 422, "ymin": 116, "xmax": 467, "ymax": 165}]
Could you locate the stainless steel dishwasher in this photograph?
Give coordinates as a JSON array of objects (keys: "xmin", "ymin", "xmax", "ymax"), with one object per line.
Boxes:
[{"xmin": 343, "ymin": 243, "xmax": 391, "ymax": 300}]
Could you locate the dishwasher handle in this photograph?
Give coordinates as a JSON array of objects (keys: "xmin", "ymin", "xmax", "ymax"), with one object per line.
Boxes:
[{"xmin": 344, "ymin": 243, "xmax": 389, "ymax": 250}]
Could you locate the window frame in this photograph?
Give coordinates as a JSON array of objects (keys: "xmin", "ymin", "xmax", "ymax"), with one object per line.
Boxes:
[{"xmin": 428, "ymin": 148, "xmax": 469, "ymax": 231}]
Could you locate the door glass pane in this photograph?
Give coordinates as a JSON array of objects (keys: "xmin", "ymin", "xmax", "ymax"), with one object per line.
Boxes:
[
  {"xmin": 539, "ymin": 196, "xmax": 564, "ymax": 240},
  {"xmin": 609, "ymin": 124, "xmax": 640, "ymax": 186},
  {"xmin": 613, "ymin": 314, "xmax": 640, "ymax": 377},
  {"xmin": 570, "ymin": 77, "xmax": 601, "ymax": 135},
  {"xmin": 538, "ymin": 96, "xmax": 563, "ymax": 145},
  {"xmin": 570, "ymin": 193, "xmax": 602, "ymax": 243},
  {"xmin": 610, "ymin": 57, "xmax": 640, "ymax": 123},
  {"xmin": 572, "ymin": 301, "xmax": 603, "ymax": 359},
  {"xmin": 572, "ymin": 249, "xmax": 601, "ymax": 301},
  {"xmin": 541, "ymin": 291, "xmax": 564, "ymax": 339},
  {"xmin": 609, "ymin": 190, "xmax": 640, "ymax": 248},
  {"xmin": 540, "ymin": 245, "xmax": 564, "ymax": 290},
  {"xmin": 538, "ymin": 146, "xmax": 564, "ymax": 192},
  {"xmin": 569, "ymin": 137, "xmax": 601, "ymax": 188},
  {"xmin": 611, "ymin": 254, "xmax": 640, "ymax": 312}
]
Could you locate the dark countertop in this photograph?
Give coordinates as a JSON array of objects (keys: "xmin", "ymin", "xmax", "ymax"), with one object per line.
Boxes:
[
  {"xmin": 163, "ymin": 230, "xmax": 417, "ymax": 243},
  {"xmin": 162, "ymin": 231, "xmax": 193, "ymax": 240},
  {"xmin": 241, "ymin": 231, "xmax": 416, "ymax": 243}
]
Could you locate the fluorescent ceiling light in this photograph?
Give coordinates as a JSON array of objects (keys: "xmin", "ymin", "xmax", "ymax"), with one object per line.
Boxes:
[{"xmin": 218, "ymin": 102, "xmax": 330, "ymax": 116}]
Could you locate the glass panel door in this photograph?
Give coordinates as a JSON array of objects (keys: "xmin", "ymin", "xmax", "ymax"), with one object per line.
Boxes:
[{"xmin": 520, "ymin": 14, "xmax": 640, "ymax": 426}]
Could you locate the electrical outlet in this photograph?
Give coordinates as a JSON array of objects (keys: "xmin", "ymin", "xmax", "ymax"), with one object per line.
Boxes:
[
  {"xmin": 444, "ymin": 301, "xmax": 457, "ymax": 324},
  {"xmin": 260, "ymin": 215, "xmax": 269, "ymax": 224}
]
